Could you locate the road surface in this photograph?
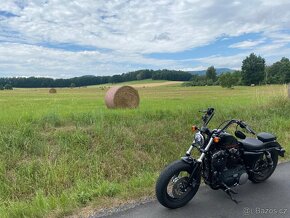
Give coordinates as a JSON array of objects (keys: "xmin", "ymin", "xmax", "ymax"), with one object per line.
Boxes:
[{"xmin": 94, "ymin": 162, "xmax": 290, "ymax": 218}]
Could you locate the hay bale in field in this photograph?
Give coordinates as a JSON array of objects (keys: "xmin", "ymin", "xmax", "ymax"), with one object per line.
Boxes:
[
  {"xmin": 105, "ymin": 86, "xmax": 139, "ymax": 109},
  {"xmin": 49, "ymin": 88, "xmax": 57, "ymax": 94}
]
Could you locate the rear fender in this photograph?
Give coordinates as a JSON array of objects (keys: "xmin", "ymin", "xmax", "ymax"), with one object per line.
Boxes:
[
  {"xmin": 243, "ymin": 141, "xmax": 285, "ymax": 157},
  {"xmin": 264, "ymin": 141, "xmax": 285, "ymax": 157},
  {"xmin": 243, "ymin": 141, "xmax": 285, "ymax": 168}
]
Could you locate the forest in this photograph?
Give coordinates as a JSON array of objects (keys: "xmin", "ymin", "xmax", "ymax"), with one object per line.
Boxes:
[{"xmin": 0, "ymin": 53, "xmax": 289, "ymax": 89}]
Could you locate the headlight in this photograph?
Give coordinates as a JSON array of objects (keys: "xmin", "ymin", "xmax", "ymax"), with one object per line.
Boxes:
[{"xmin": 194, "ymin": 132, "xmax": 205, "ymax": 146}]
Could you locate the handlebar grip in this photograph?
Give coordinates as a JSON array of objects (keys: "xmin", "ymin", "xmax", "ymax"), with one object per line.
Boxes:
[
  {"xmin": 239, "ymin": 121, "xmax": 247, "ymax": 128},
  {"xmin": 239, "ymin": 121, "xmax": 255, "ymax": 135},
  {"xmin": 247, "ymin": 126, "xmax": 256, "ymax": 135}
]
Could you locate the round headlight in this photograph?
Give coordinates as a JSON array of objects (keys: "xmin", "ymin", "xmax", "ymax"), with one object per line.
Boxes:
[{"xmin": 194, "ymin": 132, "xmax": 205, "ymax": 146}]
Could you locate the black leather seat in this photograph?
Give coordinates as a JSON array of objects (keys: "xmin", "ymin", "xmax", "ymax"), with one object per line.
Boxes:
[
  {"xmin": 257, "ymin": 132, "xmax": 276, "ymax": 142},
  {"xmin": 240, "ymin": 138, "xmax": 264, "ymax": 151}
]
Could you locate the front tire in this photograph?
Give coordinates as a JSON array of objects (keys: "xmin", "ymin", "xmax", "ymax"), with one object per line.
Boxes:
[{"xmin": 156, "ymin": 160, "xmax": 201, "ymax": 209}]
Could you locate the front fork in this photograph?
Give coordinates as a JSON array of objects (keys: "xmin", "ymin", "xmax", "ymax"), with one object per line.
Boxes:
[
  {"xmin": 183, "ymin": 137, "xmax": 214, "ymax": 184},
  {"xmin": 184, "ymin": 137, "xmax": 214, "ymax": 162}
]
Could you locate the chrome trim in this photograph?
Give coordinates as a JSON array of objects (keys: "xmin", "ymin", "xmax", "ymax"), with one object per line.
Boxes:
[
  {"xmin": 197, "ymin": 137, "xmax": 213, "ymax": 162},
  {"xmin": 194, "ymin": 132, "xmax": 205, "ymax": 146},
  {"xmin": 186, "ymin": 145, "xmax": 194, "ymax": 156}
]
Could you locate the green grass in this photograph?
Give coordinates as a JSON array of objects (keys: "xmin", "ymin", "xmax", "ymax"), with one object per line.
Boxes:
[{"xmin": 0, "ymin": 84, "xmax": 289, "ymax": 217}]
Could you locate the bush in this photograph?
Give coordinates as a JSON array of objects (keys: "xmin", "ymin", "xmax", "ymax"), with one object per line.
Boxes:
[
  {"xmin": 49, "ymin": 88, "xmax": 57, "ymax": 94},
  {"xmin": 4, "ymin": 84, "xmax": 13, "ymax": 90},
  {"xmin": 219, "ymin": 73, "xmax": 235, "ymax": 88}
]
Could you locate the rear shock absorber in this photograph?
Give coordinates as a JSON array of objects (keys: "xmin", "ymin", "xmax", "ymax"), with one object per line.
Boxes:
[{"xmin": 265, "ymin": 151, "xmax": 273, "ymax": 167}]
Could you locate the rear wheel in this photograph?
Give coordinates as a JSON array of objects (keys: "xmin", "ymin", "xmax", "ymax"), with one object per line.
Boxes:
[
  {"xmin": 249, "ymin": 150, "xmax": 278, "ymax": 183},
  {"xmin": 155, "ymin": 160, "xmax": 201, "ymax": 209}
]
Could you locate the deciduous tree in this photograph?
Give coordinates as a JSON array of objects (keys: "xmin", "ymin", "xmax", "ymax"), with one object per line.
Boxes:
[
  {"xmin": 241, "ymin": 53, "xmax": 265, "ymax": 85},
  {"xmin": 206, "ymin": 66, "xmax": 217, "ymax": 81}
]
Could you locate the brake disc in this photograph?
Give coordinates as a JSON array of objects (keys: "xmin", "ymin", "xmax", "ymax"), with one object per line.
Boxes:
[{"xmin": 172, "ymin": 177, "xmax": 191, "ymax": 198}]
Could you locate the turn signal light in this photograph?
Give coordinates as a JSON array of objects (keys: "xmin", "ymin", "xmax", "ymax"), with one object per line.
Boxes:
[
  {"xmin": 191, "ymin": 125, "xmax": 197, "ymax": 132},
  {"xmin": 213, "ymin": 137, "xmax": 220, "ymax": 143}
]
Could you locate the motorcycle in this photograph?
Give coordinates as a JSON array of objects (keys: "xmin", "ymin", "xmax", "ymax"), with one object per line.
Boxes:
[{"xmin": 156, "ymin": 108, "xmax": 285, "ymax": 208}]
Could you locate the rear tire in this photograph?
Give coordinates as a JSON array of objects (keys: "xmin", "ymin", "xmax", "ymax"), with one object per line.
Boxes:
[
  {"xmin": 249, "ymin": 150, "xmax": 278, "ymax": 183},
  {"xmin": 155, "ymin": 160, "xmax": 201, "ymax": 209}
]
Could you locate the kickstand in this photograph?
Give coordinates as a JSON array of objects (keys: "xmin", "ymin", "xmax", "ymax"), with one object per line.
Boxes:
[{"xmin": 222, "ymin": 184, "xmax": 241, "ymax": 204}]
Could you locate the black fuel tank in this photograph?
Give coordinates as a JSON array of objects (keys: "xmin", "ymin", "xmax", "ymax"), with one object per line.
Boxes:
[{"xmin": 219, "ymin": 132, "xmax": 239, "ymax": 148}]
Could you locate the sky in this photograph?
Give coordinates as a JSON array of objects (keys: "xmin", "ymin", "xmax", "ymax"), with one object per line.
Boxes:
[{"xmin": 0, "ymin": 0, "xmax": 290, "ymax": 78}]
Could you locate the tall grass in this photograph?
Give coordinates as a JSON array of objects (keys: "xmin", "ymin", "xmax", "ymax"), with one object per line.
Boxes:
[{"xmin": 0, "ymin": 85, "xmax": 289, "ymax": 217}]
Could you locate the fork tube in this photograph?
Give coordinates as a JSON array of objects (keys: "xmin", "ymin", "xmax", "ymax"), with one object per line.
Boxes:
[
  {"xmin": 197, "ymin": 137, "xmax": 213, "ymax": 162},
  {"xmin": 186, "ymin": 144, "xmax": 194, "ymax": 156}
]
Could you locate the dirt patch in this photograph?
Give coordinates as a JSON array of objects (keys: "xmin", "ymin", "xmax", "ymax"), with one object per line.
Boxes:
[{"xmin": 65, "ymin": 196, "xmax": 155, "ymax": 218}]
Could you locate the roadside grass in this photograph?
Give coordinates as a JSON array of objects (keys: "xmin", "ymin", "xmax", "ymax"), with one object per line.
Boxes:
[{"xmin": 0, "ymin": 85, "xmax": 289, "ymax": 217}]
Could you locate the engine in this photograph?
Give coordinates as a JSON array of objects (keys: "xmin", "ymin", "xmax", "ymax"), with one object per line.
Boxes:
[{"xmin": 210, "ymin": 148, "xmax": 248, "ymax": 187}]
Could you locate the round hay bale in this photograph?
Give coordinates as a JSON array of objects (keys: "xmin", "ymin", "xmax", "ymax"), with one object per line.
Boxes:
[
  {"xmin": 105, "ymin": 86, "xmax": 139, "ymax": 109},
  {"xmin": 49, "ymin": 88, "xmax": 57, "ymax": 94}
]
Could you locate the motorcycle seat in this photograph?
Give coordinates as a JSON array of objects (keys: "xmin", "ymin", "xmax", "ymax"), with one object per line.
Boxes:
[
  {"xmin": 257, "ymin": 132, "xmax": 276, "ymax": 143},
  {"xmin": 239, "ymin": 138, "xmax": 264, "ymax": 151}
]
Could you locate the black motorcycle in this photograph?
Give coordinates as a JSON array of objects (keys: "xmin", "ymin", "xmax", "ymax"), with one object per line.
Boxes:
[{"xmin": 156, "ymin": 108, "xmax": 285, "ymax": 208}]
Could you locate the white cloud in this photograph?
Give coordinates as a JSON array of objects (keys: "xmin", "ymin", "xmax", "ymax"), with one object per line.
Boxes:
[
  {"xmin": 0, "ymin": 0, "xmax": 290, "ymax": 76},
  {"xmin": 178, "ymin": 66, "xmax": 208, "ymax": 72},
  {"xmin": 0, "ymin": 42, "xmax": 176, "ymax": 77},
  {"xmin": 190, "ymin": 41, "xmax": 290, "ymax": 69},
  {"xmin": 193, "ymin": 54, "xmax": 246, "ymax": 69},
  {"xmin": 229, "ymin": 39, "xmax": 265, "ymax": 49}
]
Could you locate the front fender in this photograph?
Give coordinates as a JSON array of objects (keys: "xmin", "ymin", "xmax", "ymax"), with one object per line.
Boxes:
[{"xmin": 181, "ymin": 156, "xmax": 195, "ymax": 165}]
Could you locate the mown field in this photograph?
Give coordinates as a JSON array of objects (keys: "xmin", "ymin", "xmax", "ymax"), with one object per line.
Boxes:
[{"xmin": 0, "ymin": 84, "xmax": 289, "ymax": 217}]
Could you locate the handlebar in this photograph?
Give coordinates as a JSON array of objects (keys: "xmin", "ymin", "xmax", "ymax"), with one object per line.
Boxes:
[
  {"xmin": 217, "ymin": 119, "xmax": 256, "ymax": 135},
  {"xmin": 196, "ymin": 109, "xmax": 256, "ymax": 136},
  {"xmin": 239, "ymin": 121, "xmax": 256, "ymax": 135}
]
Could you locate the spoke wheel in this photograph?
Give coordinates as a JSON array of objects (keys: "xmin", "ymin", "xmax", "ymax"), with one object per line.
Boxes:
[
  {"xmin": 156, "ymin": 160, "xmax": 201, "ymax": 209},
  {"xmin": 249, "ymin": 150, "xmax": 278, "ymax": 183},
  {"xmin": 167, "ymin": 173, "xmax": 191, "ymax": 199}
]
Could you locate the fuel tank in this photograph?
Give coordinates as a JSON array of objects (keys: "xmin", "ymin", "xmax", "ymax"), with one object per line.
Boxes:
[{"xmin": 219, "ymin": 132, "xmax": 239, "ymax": 148}]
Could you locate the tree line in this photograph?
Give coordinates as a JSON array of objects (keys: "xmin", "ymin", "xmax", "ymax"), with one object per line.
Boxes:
[
  {"xmin": 0, "ymin": 53, "xmax": 290, "ymax": 89},
  {"xmin": 185, "ymin": 53, "xmax": 290, "ymax": 88},
  {"xmin": 0, "ymin": 69, "xmax": 192, "ymax": 89}
]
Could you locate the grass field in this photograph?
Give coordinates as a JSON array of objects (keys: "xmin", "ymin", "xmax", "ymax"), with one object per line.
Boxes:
[
  {"xmin": 0, "ymin": 84, "xmax": 289, "ymax": 217},
  {"xmin": 88, "ymin": 79, "xmax": 182, "ymax": 88}
]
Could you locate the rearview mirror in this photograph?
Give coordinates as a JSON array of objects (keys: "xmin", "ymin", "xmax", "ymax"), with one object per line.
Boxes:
[{"xmin": 235, "ymin": 130, "xmax": 246, "ymax": 139}]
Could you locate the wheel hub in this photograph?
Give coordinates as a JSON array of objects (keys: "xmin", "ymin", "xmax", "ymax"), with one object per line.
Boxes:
[{"xmin": 172, "ymin": 177, "xmax": 191, "ymax": 198}]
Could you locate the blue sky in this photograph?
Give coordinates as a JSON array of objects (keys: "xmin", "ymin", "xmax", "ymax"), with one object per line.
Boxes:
[{"xmin": 0, "ymin": 0, "xmax": 290, "ymax": 78}]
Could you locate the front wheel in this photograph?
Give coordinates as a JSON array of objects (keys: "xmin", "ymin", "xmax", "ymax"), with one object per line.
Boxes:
[{"xmin": 155, "ymin": 160, "xmax": 201, "ymax": 209}]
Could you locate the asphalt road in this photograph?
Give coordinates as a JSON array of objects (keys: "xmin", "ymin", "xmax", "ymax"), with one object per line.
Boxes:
[{"xmin": 95, "ymin": 162, "xmax": 290, "ymax": 218}]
